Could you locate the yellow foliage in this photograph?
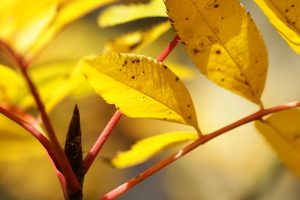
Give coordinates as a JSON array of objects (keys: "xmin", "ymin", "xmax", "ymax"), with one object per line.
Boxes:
[
  {"xmin": 104, "ymin": 21, "xmax": 170, "ymax": 53},
  {"xmin": 165, "ymin": 0, "xmax": 268, "ymax": 106},
  {"xmin": 255, "ymin": 109, "xmax": 300, "ymax": 178},
  {"xmin": 0, "ymin": 65, "xmax": 25, "ymax": 105},
  {"xmin": 254, "ymin": 0, "xmax": 300, "ymax": 54},
  {"xmin": 112, "ymin": 132, "xmax": 198, "ymax": 168},
  {"xmin": 80, "ymin": 53, "xmax": 200, "ymax": 131},
  {"xmin": 98, "ymin": 0, "xmax": 167, "ymax": 27}
]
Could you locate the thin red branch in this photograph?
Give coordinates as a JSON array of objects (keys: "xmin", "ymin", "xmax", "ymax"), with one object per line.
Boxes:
[
  {"xmin": 19, "ymin": 65, "xmax": 80, "ymax": 193},
  {"xmin": 101, "ymin": 101, "xmax": 300, "ymax": 200},
  {"xmin": 84, "ymin": 111, "xmax": 123, "ymax": 173},
  {"xmin": 156, "ymin": 35, "xmax": 180, "ymax": 62}
]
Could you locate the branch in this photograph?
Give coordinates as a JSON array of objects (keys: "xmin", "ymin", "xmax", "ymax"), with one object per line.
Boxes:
[
  {"xmin": 100, "ymin": 100, "xmax": 300, "ymax": 200},
  {"xmin": 20, "ymin": 69, "xmax": 80, "ymax": 193},
  {"xmin": 84, "ymin": 110, "xmax": 123, "ymax": 173}
]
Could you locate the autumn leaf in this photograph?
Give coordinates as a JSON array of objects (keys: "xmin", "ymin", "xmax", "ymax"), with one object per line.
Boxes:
[
  {"xmin": 254, "ymin": 1, "xmax": 300, "ymax": 54},
  {"xmin": 165, "ymin": 0, "xmax": 268, "ymax": 106},
  {"xmin": 0, "ymin": 0, "xmax": 117, "ymax": 60},
  {"xmin": 0, "ymin": 65, "xmax": 26, "ymax": 105},
  {"xmin": 98, "ymin": 0, "xmax": 167, "ymax": 27},
  {"xmin": 111, "ymin": 131, "xmax": 198, "ymax": 168},
  {"xmin": 18, "ymin": 62, "xmax": 83, "ymax": 112},
  {"xmin": 104, "ymin": 21, "xmax": 170, "ymax": 53},
  {"xmin": 80, "ymin": 53, "xmax": 200, "ymax": 131},
  {"xmin": 0, "ymin": 0, "xmax": 56, "ymax": 55},
  {"xmin": 26, "ymin": 0, "xmax": 117, "ymax": 60},
  {"xmin": 255, "ymin": 109, "xmax": 300, "ymax": 178}
]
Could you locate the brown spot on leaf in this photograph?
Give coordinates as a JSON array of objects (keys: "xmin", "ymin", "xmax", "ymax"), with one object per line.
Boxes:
[
  {"xmin": 175, "ymin": 77, "xmax": 179, "ymax": 82},
  {"xmin": 285, "ymin": 8, "xmax": 289, "ymax": 13},
  {"xmin": 214, "ymin": 4, "xmax": 219, "ymax": 8},
  {"xmin": 216, "ymin": 50, "xmax": 221, "ymax": 54},
  {"xmin": 131, "ymin": 76, "xmax": 135, "ymax": 79},
  {"xmin": 193, "ymin": 48, "xmax": 200, "ymax": 54},
  {"xmin": 185, "ymin": 17, "xmax": 189, "ymax": 20}
]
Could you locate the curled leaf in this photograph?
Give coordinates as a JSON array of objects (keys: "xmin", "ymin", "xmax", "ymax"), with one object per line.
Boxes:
[
  {"xmin": 80, "ymin": 53, "xmax": 200, "ymax": 131},
  {"xmin": 165, "ymin": 0, "xmax": 268, "ymax": 106},
  {"xmin": 255, "ymin": 109, "xmax": 300, "ymax": 178},
  {"xmin": 111, "ymin": 132, "xmax": 198, "ymax": 168}
]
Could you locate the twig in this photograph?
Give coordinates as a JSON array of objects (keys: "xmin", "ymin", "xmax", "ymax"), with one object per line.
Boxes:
[
  {"xmin": 100, "ymin": 101, "xmax": 300, "ymax": 200},
  {"xmin": 84, "ymin": 111, "xmax": 123, "ymax": 173}
]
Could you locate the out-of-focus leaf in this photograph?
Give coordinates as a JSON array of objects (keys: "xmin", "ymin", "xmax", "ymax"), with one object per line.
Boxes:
[
  {"xmin": 104, "ymin": 21, "xmax": 170, "ymax": 53},
  {"xmin": 166, "ymin": 62, "xmax": 196, "ymax": 80},
  {"xmin": 18, "ymin": 62, "xmax": 83, "ymax": 112},
  {"xmin": 165, "ymin": 0, "xmax": 268, "ymax": 106},
  {"xmin": 0, "ymin": 65, "xmax": 25, "ymax": 105},
  {"xmin": 80, "ymin": 53, "xmax": 200, "ymax": 130},
  {"xmin": 254, "ymin": 1, "xmax": 300, "ymax": 54},
  {"xmin": 98, "ymin": 0, "xmax": 167, "ymax": 27},
  {"xmin": 26, "ymin": 0, "xmax": 117, "ymax": 60},
  {"xmin": 255, "ymin": 109, "xmax": 300, "ymax": 178},
  {"xmin": 0, "ymin": 0, "xmax": 56, "ymax": 55},
  {"xmin": 0, "ymin": 114, "xmax": 44, "ymax": 162},
  {"xmin": 111, "ymin": 131, "xmax": 198, "ymax": 168}
]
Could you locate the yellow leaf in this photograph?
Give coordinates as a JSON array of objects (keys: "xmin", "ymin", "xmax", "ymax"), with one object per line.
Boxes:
[
  {"xmin": 0, "ymin": 114, "xmax": 45, "ymax": 162},
  {"xmin": 165, "ymin": 62, "xmax": 196, "ymax": 81},
  {"xmin": 0, "ymin": 0, "xmax": 56, "ymax": 54},
  {"xmin": 112, "ymin": 131, "xmax": 198, "ymax": 168},
  {"xmin": 0, "ymin": 65, "xmax": 26, "ymax": 105},
  {"xmin": 255, "ymin": 109, "xmax": 300, "ymax": 178},
  {"xmin": 18, "ymin": 62, "xmax": 83, "ymax": 112},
  {"xmin": 254, "ymin": 0, "xmax": 300, "ymax": 54},
  {"xmin": 165, "ymin": 0, "xmax": 268, "ymax": 106},
  {"xmin": 26, "ymin": 0, "xmax": 117, "ymax": 60},
  {"xmin": 98, "ymin": 0, "xmax": 167, "ymax": 27},
  {"xmin": 104, "ymin": 21, "xmax": 170, "ymax": 53},
  {"xmin": 80, "ymin": 53, "xmax": 200, "ymax": 131}
]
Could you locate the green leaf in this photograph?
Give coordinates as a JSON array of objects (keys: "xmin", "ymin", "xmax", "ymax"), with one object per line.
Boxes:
[
  {"xmin": 254, "ymin": 0, "xmax": 300, "ymax": 54},
  {"xmin": 111, "ymin": 131, "xmax": 198, "ymax": 168},
  {"xmin": 165, "ymin": 0, "xmax": 268, "ymax": 106},
  {"xmin": 80, "ymin": 53, "xmax": 200, "ymax": 131},
  {"xmin": 104, "ymin": 21, "xmax": 170, "ymax": 53},
  {"xmin": 255, "ymin": 109, "xmax": 300, "ymax": 178},
  {"xmin": 98, "ymin": 0, "xmax": 167, "ymax": 27}
]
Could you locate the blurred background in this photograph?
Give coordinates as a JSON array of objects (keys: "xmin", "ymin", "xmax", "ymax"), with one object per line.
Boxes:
[{"xmin": 1, "ymin": 0, "xmax": 300, "ymax": 199}]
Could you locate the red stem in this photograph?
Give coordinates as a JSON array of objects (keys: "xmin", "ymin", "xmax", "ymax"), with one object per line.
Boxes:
[
  {"xmin": 83, "ymin": 35, "xmax": 180, "ymax": 173},
  {"xmin": 156, "ymin": 35, "xmax": 180, "ymax": 62},
  {"xmin": 84, "ymin": 110, "xmax": 123, "ymax": 173},
  {"xmin": 101, "ymin": 100, "xmax": 300, "ymax": 200}
]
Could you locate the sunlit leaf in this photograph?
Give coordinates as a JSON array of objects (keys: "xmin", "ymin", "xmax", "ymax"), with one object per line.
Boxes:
[
  {"xmin": 80, "ymin": 53, "xmax": 200, "ymax": 130},
  {"xmin": 166, "ymin": 62, "xmax": 196, "ymax": 81},
  {"xmin": 255, "ymin": 109, "xmax": 300, "ymax": 178},
  {"xmin": 26, "ymin": 0, "xmax": 117, "ymax": 60},
  {"xmin": 111, "ymin": 131, "xmax": 198, "ymax": 168},
  {"xmin": 254, "ymin": 0, "xmax": 300, "ymax": 54},
  {"xmin": 0, "ymin": 0, "xmax": 56, "ymax": 55},
  {"xmin": 165, "ymin": 0, "xmax": 268, "ymax": 106},
  {"xmin": 98, "ymin": 0, "xmax": 167, "ymax": 27},
  {"xmin": 104, "ymin": 21, "xmax": 170, "ymax": 53},
  {"xmin": 0, "ymin": 65, "xmax": 25, "ymax": 105}
]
